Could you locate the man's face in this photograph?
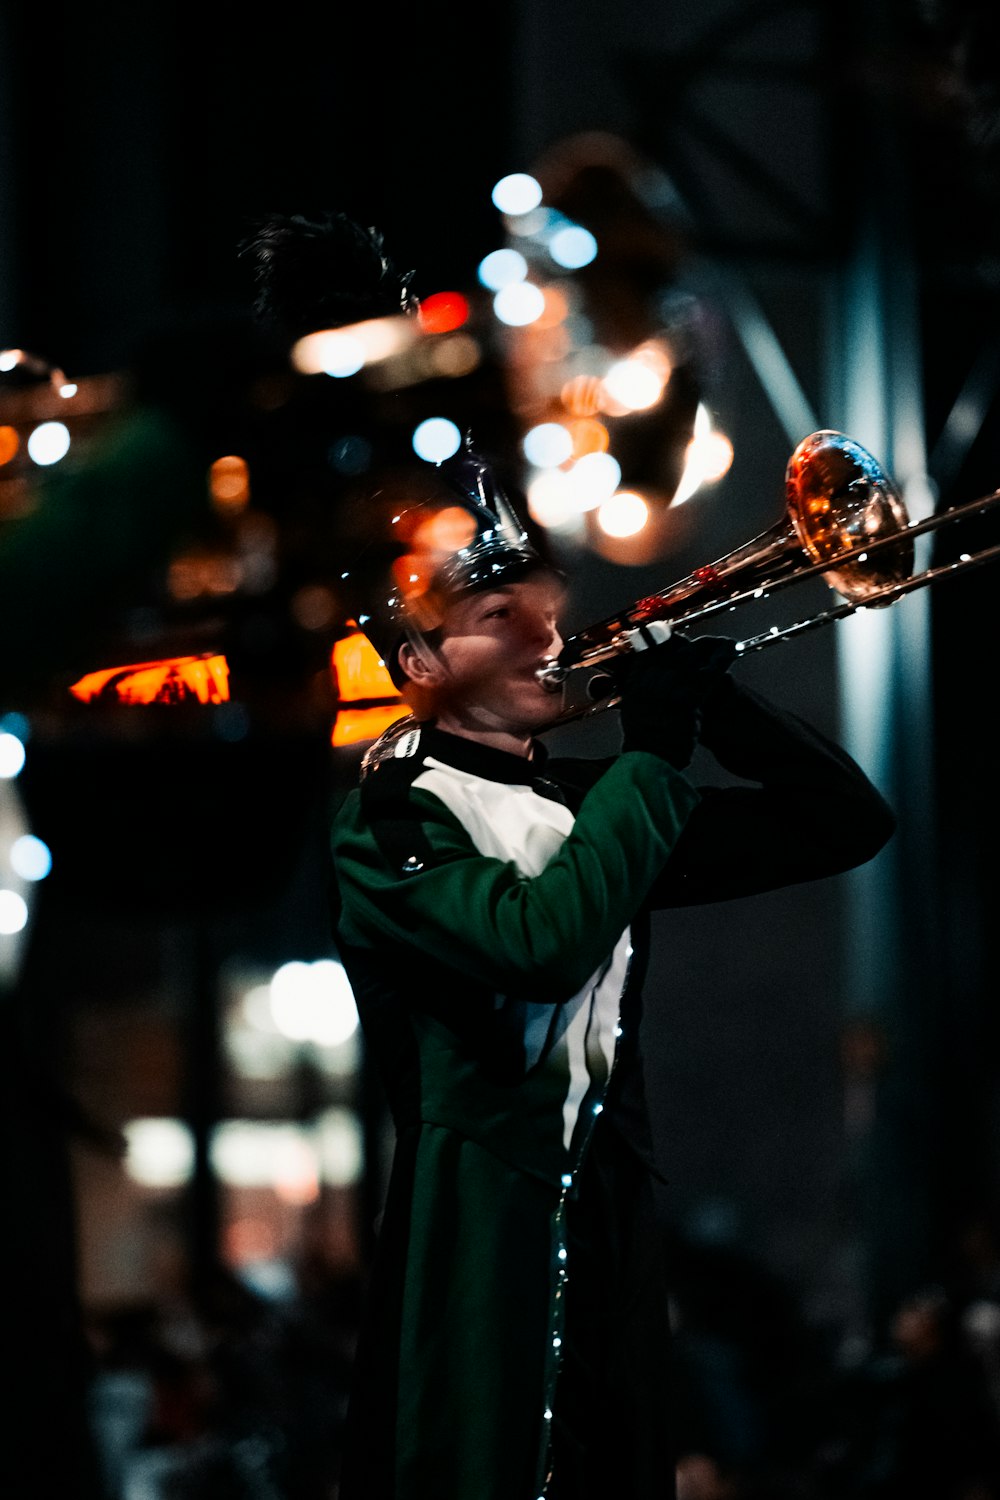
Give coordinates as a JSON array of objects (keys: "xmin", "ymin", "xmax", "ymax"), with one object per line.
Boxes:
[{"xmin": 406, "ymin": 572, "xmax": 565, "ymax": 739}]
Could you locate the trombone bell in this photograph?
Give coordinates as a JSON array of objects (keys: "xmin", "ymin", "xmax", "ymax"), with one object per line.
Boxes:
[
  {"xmin": 785, "ymin": 429, "xmax": 913, "ymax": 601},
  {"xmin": 537, "ymin": 429, "xmax": 915, "ymax": 695},
  {"xmin": 536, "ymin": 429, "xmax": 1000, "ymax": 722}
]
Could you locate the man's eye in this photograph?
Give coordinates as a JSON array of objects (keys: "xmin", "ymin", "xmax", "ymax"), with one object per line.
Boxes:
[{"xmin": 484, "ymin": 606, "xmax": 510, "ymax": 619}]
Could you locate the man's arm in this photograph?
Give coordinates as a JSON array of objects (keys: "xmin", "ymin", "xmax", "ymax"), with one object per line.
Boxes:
[
  {"xmin": 647, "ymin": 675, "xmax": 897, "ymax": 906},
  {"xmin": 332, "ymin": 749, "xmax": 700, "ymax": 1001}
]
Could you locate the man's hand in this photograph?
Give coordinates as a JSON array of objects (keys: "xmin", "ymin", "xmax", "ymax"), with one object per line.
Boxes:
[{"xmin": 617, "ymin": 633, "xmax": 737, "ymax": 769}]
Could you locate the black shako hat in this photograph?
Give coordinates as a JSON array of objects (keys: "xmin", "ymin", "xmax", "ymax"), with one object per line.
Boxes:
[{"xmin": 346, "ymin": 434, "xmax": 561, "ymax": 685}]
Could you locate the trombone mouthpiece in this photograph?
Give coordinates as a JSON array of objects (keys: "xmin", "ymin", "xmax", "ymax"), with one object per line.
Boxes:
[{"xmin": 536, "ymin": 658, "xmax": 568, "ymax": 692}]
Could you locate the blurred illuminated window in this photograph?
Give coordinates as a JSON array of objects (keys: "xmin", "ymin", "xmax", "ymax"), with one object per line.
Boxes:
[
  {"xmin": 69, "ymin": 654, "xmax": 230, "ymax": 706},
  {"xmin": 70, "ymin": 952, "xmax": 371, "ymax": 1311},
  {"xmin": 331, "ymin": 630, "xmax": 409, "ymax": 748}
]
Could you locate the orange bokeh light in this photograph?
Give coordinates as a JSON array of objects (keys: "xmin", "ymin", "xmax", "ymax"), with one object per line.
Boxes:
[
  {"xmin": 568, "ymin": 418, "xmax": 610, "ymax": 459},
  {"xmin": 210, "ymin": 454, "xmax": 251, "ymax": 512},
  {"xmin": 411, "ymin": 505, "xmax": 479, "ymax": 554},
  {"xmin": 561, "ymin": 374, "xmax": 604, "ymax": 418},
  {"xmin": 534, "ymin": 286, "xmax": 570, "ymax": 329},
  {"xmin": 0, "ymin": 426, "xmax": 20, "ymax": 465}
]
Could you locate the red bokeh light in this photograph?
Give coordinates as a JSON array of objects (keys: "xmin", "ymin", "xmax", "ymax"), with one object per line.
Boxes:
[{"xmin": 417, "ymin": 292, "xmax": 470, "ymax": 335}]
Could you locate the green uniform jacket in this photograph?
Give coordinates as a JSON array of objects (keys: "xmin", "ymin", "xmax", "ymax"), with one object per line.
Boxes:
[{"xmin": 330, "ymin": 680, "xmax": 896, "ymax": 1500}]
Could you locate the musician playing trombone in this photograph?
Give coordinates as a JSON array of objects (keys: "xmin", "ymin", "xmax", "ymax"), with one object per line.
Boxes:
[{"xmin": 328, "ymin": 437, "xmax": 897, "ymax": 1500}]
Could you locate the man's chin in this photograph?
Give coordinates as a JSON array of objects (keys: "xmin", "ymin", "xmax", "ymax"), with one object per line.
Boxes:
[{"xmin": 510, "ymin": 693, "xmax": 562, "ymax": 734}]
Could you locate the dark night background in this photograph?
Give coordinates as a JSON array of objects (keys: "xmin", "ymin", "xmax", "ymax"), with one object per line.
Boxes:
[{"xmin": 2, "ymin": 1, "xmax": 1000, "ymax": 1497}]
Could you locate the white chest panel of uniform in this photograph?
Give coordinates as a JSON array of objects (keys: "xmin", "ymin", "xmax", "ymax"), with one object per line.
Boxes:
[
  {"xmin": 416, "ymin": 757, "xmax": 575, "ymax": 873},
  {"xmin": 415, "ymin": 755, "xmax": 627, "ymax": 1150}
]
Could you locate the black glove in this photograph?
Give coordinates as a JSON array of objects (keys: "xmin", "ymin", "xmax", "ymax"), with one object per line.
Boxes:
[{"xmin": 617, "ymin": 632, "xmax": 738, "ymax": 769}]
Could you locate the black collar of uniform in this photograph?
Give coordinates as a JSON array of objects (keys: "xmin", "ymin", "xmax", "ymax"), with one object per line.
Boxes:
[{"xmin": 420, "ymin": 724, "xmax": 550, "ymax": 787}]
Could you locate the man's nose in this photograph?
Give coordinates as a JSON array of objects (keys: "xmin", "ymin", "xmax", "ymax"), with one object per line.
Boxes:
[{"xmin": 523, "ymin": 609, "xmax": 561, "ymax": 653}]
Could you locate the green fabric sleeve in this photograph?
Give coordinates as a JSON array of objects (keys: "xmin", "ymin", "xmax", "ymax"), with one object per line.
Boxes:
[
  {"xmin": 331, "ymin": 750, "xmax": 700, "ymax": 1001},
  {"xmin": 648, "ymin": 679, "xmax": 897, "ymax": 905}
]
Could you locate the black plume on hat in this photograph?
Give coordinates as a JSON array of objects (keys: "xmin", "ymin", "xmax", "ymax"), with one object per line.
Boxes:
[{"xmin": 238, "ymin": 210, "xmax": 419, "ymax": 339}]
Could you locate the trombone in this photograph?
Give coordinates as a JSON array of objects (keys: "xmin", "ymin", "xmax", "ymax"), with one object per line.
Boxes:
[{"xmin": 536, "ymin": 429, "xmax": 1000, "ymax": 717}]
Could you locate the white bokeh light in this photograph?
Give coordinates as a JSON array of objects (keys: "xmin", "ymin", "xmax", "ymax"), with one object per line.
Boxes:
[
  {"xmin": 493, "ymin": 282, "xmax": 547, "ymax": 327},
  {"xmin": 673, "ymin": 404, "xmax": 734, "ymax": 505},
  {"xmin": 491, "ymin": 173, "xmax": 543, "ymax": 216},
  {"xmin": 124, "ymin": 1118, "xmax": 195, "ymax": 1188},
  {"xmin": 523, "ymin": 423, "xmax": 574, "ymax": 469},
  {"xmin": 478, "ymin": 248, "xmax": 528, "ymax": 290},
  {"xmin": 548, "ymin": 225, "xmax": 598, "ymax": 270},
  {"xmin": 317, "ymin": 1108, "xmax": 364, "ymax": 1186},
  {"xmin": 211, "ymin": 1121, "xmax": 319, "ymax": 1200},
  {"xmin": 0, "ymin": 733, "xmax": 26, "ymax": 779},
  {"xmin": 319, "ymin": 333, "xmax": 365, "ymax": 378},
  {"xmin": 9, "ymin": 834, "xmax": 52, "ymax": 881},
  {"xmin": 567, "ymin": 451, "xmax": 622, "ymax": 512},
  {"xmin": 27, "ymin": 421, "xmax": 71, "ymax": 466},
  {"xmin": 0, "ymin": 890, "xmax": 28, "ymax": 934},
  {"xmin": 602, "ymin": 357, "xmax": 665, "ymax": 412},
  {"xmin": 597, "ymin": 491, "xmax": 650, "ymax": 538},
  {"xmin": 412, "ymin": 417, "xmax": 462, "ymax": 464},
  {"xmin": 270, "ymin": 958, "xmax": 359, "ymax": 1046},
  {"xmin": 527, "ymin": 468, "xmax": 582, "ymax": 532}
]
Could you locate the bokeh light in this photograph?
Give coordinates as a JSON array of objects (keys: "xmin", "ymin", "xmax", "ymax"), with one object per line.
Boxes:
[
  {"xmin": 597, "ymin": 490, "xmax": 650, "ymax": 538},
  {"xmin": 567, "ymin": 418, "xmax": 610, "ymax": 458},
  {"xmin": 9, "ymin": 834, "xmax": 52, "ymax": 881},
  {"xmin": 493, "ymin": 282, "xmax": 547, "ymax": 327},
  {"xmin": 673, "ymin": 404, "xmax": 735, "ymax": 505},
  {"xmin": 209, "ymin": 455, "xmax": 251, "ymax": 513},
  {"xmin": 269, "ymin": 958, "xmax": 359, "ymax": 1046},
  {"xmin": 412, "ymin": 417, "xmax": 462, "ymax": 463},
  {"xmin": 0, "ymin": 733, "xmax": 27, "ymax": 779},
  {"xmin": 602, "ymin": 356, "xmax": 667, "ymax": 413},
  {"xmin": 320, "ymin": 333, "xmax": 365, "ymax": 377},
  {"xmin": 316, "ymin": 1108, "xmax": 364, "ymax": 1187},
  {"xmin": 491, "ymin": 173, "xmax": 543, "ymax": 216},
  {"xmin": 478, "ymin": 248, "xmax": 528, "ymax": 290},
  {"xmin": 548, "ymin": 225, "xmax": 598, "ymax": 269},
  {"xmin": 292, "ymin": 317, "xmax": 413, "ymax": 377},
  {"xmin": 0, "ymin": 890, "xmax": 29, "ymax": 935},
  {"xmin": 566, "ymin": 451, "xmax": 622, "ymax": 511},
  {"xmin": 523, "ymin": 422, "xmax": 574, "ymax": 468},
  {"xmin": 124, "ymin": 1118, "xmax": 195, "ymax": 1188},
  {"xmin": 526, "ymin": 468, "xmax": 584, "ymax": 533},
  {"xmin": 26, "ymin": 421, "xmax": 70, "ymax": 466},
  {"xmin": 417, "ymin": 291, "xmax": 469, "ymax": 335}
]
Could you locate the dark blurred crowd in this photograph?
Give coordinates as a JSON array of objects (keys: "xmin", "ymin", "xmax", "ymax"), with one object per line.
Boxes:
[
  {"xmin": 77, "ymin": 1211, "xmax": 1000, "ymax": 1500},
  {"xmin": 84, "ymin": 1244, "xmax": 363, "ymax": 1500}
]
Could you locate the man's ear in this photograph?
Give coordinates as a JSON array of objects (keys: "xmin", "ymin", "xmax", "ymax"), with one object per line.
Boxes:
[{"xmin": 397, "ymin": 639, "xmax": 443, "ymax": 688}]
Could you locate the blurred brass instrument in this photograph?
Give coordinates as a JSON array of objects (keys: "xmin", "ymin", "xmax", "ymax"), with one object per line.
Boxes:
[{"xmin": 536, "ymin": 429, "xmax": 1000, "ymax": 716}]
